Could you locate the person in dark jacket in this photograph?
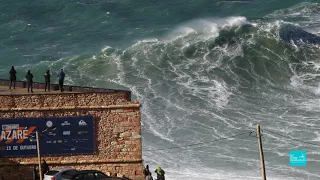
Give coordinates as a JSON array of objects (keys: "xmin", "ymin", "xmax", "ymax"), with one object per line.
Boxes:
[
  {"xmin": 9, "ymin": 66, "xmax": 17, "ymax": 89},
  {"xmin": 44, "ymin": 70, "xmax": 51, "ymax": 92},
  {"xmin": 155, "ymin": 166, "xmax": 165, "ymax": 180},
  {"xmin": 25, "ymin": 70, "xmax": 33, "ymax": 93},
  {"xmin": 32, "ymin": 165, "xmax": 39, "ymax": 180},
  {"xmin": 143, "ymin": 165, "xmax": 153, "ymax": 180},
  {"xmin": 57, "ymin": 69, "xmax": 65, "ymax": 92},
  {"xmin": 41, "ymin": 159, "xmax": 49, "ymax": 179}
]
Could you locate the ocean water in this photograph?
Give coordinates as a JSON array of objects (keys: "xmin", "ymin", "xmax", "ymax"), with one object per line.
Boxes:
[{"xmin": 1, "ymin": 0, "xmax": 320, "ymax": 179}]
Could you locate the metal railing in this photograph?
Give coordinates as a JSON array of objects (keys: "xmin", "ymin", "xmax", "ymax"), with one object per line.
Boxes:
[{"xmin": 0, "ymin": 79, "xmax": 131, "ymax": 101}]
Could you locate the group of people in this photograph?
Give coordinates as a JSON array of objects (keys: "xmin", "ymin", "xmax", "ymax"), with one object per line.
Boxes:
[
  {"xmin": 32, "ymin": 159, "xmax": 49, "ymax": 180},
  {"xmin": 9, "ymin": 66, "xmax": 66, "ymax": 92},
  {"xmin": 143, "ymin": 165, "xmax": 165, "ymax": 180}
]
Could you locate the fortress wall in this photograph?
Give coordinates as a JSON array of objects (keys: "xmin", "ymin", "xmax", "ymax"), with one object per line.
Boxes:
[{"xmin": 0, "ymin": 93, "xmax": 143, "ymax": 180}]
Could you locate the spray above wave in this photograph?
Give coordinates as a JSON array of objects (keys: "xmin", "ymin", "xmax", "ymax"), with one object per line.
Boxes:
[
  {"xmin": 51, "ymin": 14, "xmax": 320, "ymax": 103},
  {"xmin": 163, "ymin": 17, "xmax": 249, "ymax": 40}
]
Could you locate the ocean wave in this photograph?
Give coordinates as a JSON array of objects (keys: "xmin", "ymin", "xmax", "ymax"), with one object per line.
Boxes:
[{"xmin": 6, "ymin": 2, "xmax": 320, "ymax": 179}]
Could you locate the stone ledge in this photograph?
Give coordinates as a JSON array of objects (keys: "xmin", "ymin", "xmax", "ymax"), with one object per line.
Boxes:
[
  {"xmin": 0, "ymin": 104, "xmax": 141, "ymax": 112},
  {"xmin": 0, "ymin": 159, "xmax": 143, "ymax": 166}
]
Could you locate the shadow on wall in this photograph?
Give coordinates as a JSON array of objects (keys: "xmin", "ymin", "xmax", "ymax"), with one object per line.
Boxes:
[
  {"xmin": 0, "ymin": 158, "xmax": 33, "ymax": 180},
  {"xmin": 0, "ymin": 159, "xmax": 135, "ymax": 180}
]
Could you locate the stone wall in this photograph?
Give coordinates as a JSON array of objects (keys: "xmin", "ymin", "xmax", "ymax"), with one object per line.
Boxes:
[
  {"xmin": 0, "ymin": 93, "xmax": 143, "ymax": 180},
  {"xmin": 0, "ymin": 92, "xmax": 130, "ymax": 109}
]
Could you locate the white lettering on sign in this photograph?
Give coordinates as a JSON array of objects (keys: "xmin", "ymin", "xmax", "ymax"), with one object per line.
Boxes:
[
  {"xmin": 0, "ymin": 130, "xmax": 27, "ymax": 140},
  {"xmin": 1, "ymin": 130, "xmax": 6, "ymax": 140},
  {"xmin": 0, "ymin": 126, "xmax": 36, "ymax": 142},
  {"xmin": 19, "ymin": 145, "xmax": 37, "ymax": 150},
  {"xmin": 2, "ymin": 124, "xmax": 19, "ymax": 130}
]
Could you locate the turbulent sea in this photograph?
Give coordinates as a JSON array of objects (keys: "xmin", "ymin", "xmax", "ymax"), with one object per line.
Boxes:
[{"xmin": 2, "ymin": 0, "xmax": 320, "ymax": 179}]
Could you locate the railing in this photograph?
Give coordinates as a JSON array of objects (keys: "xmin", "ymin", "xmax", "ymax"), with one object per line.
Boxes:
[{"xmin": 0, "ymin": 79, "xmax": 131, "ymax": 101}]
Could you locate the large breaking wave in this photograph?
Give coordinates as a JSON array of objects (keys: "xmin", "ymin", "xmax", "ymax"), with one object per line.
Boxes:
[{"xmin": 15, "ymin": 2, "xmax": 320, "ymax": 180}]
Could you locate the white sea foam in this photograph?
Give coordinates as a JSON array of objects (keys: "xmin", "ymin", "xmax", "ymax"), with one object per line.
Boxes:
[
  {"xmin": 163, "ymin": 16, "xmax": 249, "ymax": 42},
  {"xmin": 101, "ymin": 46, "xmax": 112, "ymax": 53}
]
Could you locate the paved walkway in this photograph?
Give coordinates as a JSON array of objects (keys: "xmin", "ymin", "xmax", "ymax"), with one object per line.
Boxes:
[{"xmin": 0, "ymin": 85, "xmax": 74, "ymax": 95}]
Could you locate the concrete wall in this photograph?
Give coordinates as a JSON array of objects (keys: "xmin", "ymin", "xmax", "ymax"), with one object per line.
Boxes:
[{"xmin": 0, "ymin": 93, "xmax": 143, "ymax": 180}]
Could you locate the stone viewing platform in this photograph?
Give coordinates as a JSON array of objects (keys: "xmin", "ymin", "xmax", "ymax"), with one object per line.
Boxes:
[
  {"xmin": 0, "ymin": 79, "xmax": 131, "ymax": 96},
  {"xmin": 0, "ymin": 79, "xmax": 131, "ymax": 109},
  {"xmin": 0, "ymin": 85, "xmax": 77, "ymax": 94},
  {"xmin": 0, "ymin": 79, "xmax": 143, "ymax": 180}
]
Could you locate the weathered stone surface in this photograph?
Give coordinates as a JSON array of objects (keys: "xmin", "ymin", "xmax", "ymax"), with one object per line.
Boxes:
[
  {"xmin": 120, "ymin": 131, "xmax": 132, "ymax": 138},
  {"xmin": 0, "ymin": 96, "xmax": 13, "ymax": 108},
  {"xmin": 0, "ymin": 92, "xmax": 132, "ymax": 109}
]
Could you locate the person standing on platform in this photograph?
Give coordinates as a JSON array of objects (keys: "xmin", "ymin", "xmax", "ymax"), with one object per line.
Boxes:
[
  {"xmin": 57, "ymin": 69, "xmax": 65, "ymax": 92},
  {"xmin": 44, "ymin": 70, "xmax": 51, "ymax": 92},
  {"xmin": 9, "ymin": 66, "xmax": 17, "ymax": 89},
  {"xmin": 25, "ymin": 70, "xmax": 33, "ymax": 93}
]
